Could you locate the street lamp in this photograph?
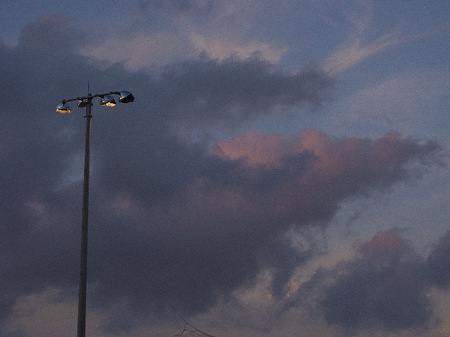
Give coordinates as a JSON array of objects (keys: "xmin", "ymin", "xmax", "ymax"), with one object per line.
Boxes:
[{"xmin": 56, "ymin": 90, "xmax": 134, "ymax": 337}]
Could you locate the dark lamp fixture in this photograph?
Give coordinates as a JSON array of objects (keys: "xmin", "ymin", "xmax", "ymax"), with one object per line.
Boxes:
[{"xmin": 119, "ymin": 91, "xmax": 135, "ymax": 103}]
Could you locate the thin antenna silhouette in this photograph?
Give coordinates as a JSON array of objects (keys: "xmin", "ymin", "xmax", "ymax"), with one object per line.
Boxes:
[{"xmin": 169, "ymin": 306, "xmax": 216, "ymax": 337}]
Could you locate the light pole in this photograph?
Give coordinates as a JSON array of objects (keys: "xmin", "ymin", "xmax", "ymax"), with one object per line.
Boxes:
[{"xmin": 56, "ymin": 90, "xmax": 135, "ymax": 337}]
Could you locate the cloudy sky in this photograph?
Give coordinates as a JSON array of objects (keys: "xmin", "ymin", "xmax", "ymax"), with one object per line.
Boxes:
[{"xmin": 1, "ymin": 1, "xmax": 449, "ymax": 336}]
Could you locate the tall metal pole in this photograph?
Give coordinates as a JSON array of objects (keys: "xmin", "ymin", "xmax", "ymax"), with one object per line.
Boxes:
[
  {"xmin": 77, "ymin": 93, "xmax": 92, "ymax": 337},
  {"xmin": 57, "ymin": 90, "xmax": 134, "ymax": 337}
]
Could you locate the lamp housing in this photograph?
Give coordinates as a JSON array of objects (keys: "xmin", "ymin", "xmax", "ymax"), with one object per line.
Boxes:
[
  {"xmin": 56, "ymin": 102, "xmax": 71, "ymax": 113},
  {"xmin": 119, "ymin": 91, "xmax": 135, "ymax": 103},
  {"xmin": 100, "ymin": 95, "xmax": 116, "ymax": 107}
]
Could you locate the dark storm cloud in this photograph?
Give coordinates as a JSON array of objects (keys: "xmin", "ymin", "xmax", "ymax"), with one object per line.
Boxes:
[
  {"xmin": 292, "ymin": 229, "xmax": 450, "ymax": 333},
  {"xmin": 153, "ymin": 57, "xmax": 333, "ymax": 124},
  {"xmin": 86, "ymin": 129, "xmax": 441, "ymax": 331},
  {"xmin": 425, "ymin": 230, "xmax": 450, "ymax": 288},
  {"xmin": 321, "ymin": 230, "xmax": 430, "ymax": 330},
  {"xmin": 0, "ymin": 15, "xmax": 147, "ymax": 324},
  {"xmin": 0, "ymin": 14, "xmax": 444, "ymax": 335}
]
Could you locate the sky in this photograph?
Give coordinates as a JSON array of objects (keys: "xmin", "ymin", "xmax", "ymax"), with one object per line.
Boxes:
[{"xmin": 0, "ymin": 1, "xmax": 449, "ymax": 336}]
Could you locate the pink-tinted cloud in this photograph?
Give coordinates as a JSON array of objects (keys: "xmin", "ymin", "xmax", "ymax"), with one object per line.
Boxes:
[
  {"xmin": 360, "ymin": 228, "xmax": 409, "ymax": 256},
  {"xmin": 214, "ymin": 128, "xmax": 436, "ymax": 184},
  {"xmin": 214, "ymin": 131, "xmax": 287, "ymax": 167}
]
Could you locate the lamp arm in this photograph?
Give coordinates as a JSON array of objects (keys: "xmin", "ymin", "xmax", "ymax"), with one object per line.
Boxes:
[{"xmin": 62, "ymin": 91, "xmax": 121, "ymax": 103}]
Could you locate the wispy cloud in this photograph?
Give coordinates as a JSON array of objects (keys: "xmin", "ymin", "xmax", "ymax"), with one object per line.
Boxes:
[
  {"xmin": 320, "ymin": 0, "xmax": 407, "ymax": 75},
  {"xmin": 189, "ymin": 32, "xmax": 288, "ymax": 63},
  {"xmin": 322, "ymin": 29, "xmax": 405, "ymax": 75}
]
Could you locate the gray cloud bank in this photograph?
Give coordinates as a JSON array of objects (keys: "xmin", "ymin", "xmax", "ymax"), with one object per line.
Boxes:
[
  {"xmin": 290, "ymin": 229, "xmax": 450, "ymax": 334},
  {"xmin": 0, "ymin": 15, "xmax": 446, "ymax": 336}
]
